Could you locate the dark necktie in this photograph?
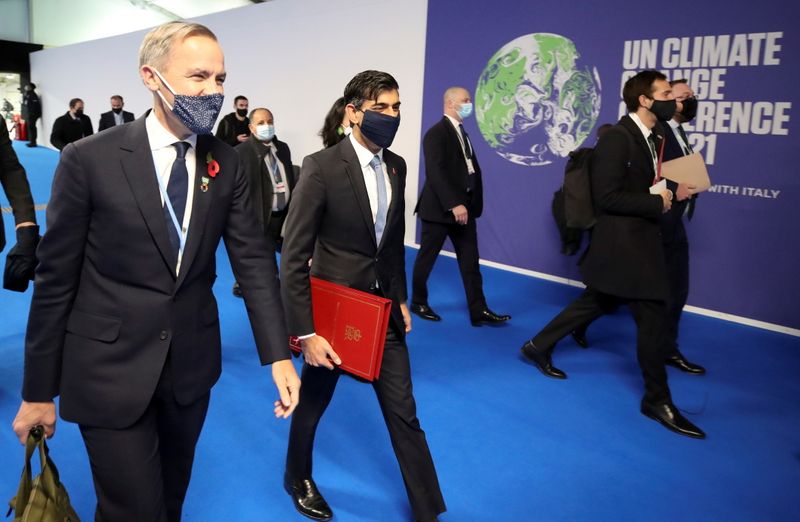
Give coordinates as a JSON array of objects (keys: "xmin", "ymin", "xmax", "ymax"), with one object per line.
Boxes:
[
  {"xmin": 459, "ymin": 123, "xmax": 473, "ymax": 159},
  {"xmin": 677, "ymin": 125, "xmax": 693, "ymax": 155},
  {"xmin": 266, "ymin": 148, "xmax": 287, "ymax": 211},
  {"xmin": 165, "ymin": 141, "xmax": 190, "ymax": 256}
]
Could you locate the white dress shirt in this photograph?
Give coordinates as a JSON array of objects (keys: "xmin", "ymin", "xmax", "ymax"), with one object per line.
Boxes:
[
  {"xmin": 114, "ymin": 111, "xmax": 124, "ymax": 126},
  {"xmin": 146, "ymin": 110, "xmax": 197, "ymax": 274},
  {"xmin": 349, "ymin": 133, "xmax": 393, "ymax": 224},
  {"xmin": 667, "ymin": 118, "xmax": 691, "ymax": 155},
  {"xmin": 444, "ymin": 113, "xmax": 476, "ymax": 174},
  {"xmin": 629, "ymin": 112, "xmax": 658, "ymax": 175}
]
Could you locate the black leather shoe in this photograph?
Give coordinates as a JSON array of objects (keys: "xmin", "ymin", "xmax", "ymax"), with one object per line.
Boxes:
[
  {"xmin": 571, "ymin": 328, "xmax": 589, "ymax": 348},
  {"xmin": 641, "ymin": 401, "xmax": 706, "ymax": 439},
  {"xmin": 411, "ymin": 303, "xmax": 441, "ymax": 321},
  {"xmin": 665, "ymin": 353, "xmax": 706, "ymax": 374},
  {"xmin": 232, "ymin": 282, "xmax": 243, "ymax": 298},
  {"xmin": 471, "ymin": 308, "xmax": 511, "ymax": 326},
  {"xmin": 520, "ymin": 341, "xmax": 566, "ymax": 379},
  {"xmin": 284, "ymin": 476, "xmax": 333, "ymax": 521}
]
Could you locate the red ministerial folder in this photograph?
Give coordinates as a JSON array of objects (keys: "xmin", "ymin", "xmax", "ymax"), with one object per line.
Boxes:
[{"xmin": 289, "ymin": 277, "xmax": 391, "ymax": 381}]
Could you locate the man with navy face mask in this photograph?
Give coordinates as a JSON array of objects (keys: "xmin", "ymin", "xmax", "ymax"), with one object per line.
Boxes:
[
  {"xmin": 280, "ymin": 70, "xmax": 446, "ymax": 522},
  {"xmin": 411, "ymin": 87, "xmax": 511, "ymax": 326},
  {"xmin": 13, "ymin": 21, "xmax": 300, "ymax": 521}
]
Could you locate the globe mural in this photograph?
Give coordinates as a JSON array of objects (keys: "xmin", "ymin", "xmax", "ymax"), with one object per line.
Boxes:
[{"xmin": 475, "ymin": 33, "xmax": 601, "ymax": 166}]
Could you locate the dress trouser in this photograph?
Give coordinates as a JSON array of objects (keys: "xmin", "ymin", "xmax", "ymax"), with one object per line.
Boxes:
[
  {"xmin": 27, "ymin": 116, "xmax": 38, "ymax": 145},
  {"xmin": 79, "ymin": 357, "xmax": 210, "ymax": 522},
  {"xmin": 663, "ymin": 238, "xmax": 689, "ymax": 357},
  {"xmin": 531, "ymin": 287, "xmax": 672, "ymax": 405},
  {"xmin": 285, "ymin": 328, "xmax": 446, "ymax": 521},
  {"xmin": 412, "ymin": 217, "xmax": 486, "ymax": 317}
]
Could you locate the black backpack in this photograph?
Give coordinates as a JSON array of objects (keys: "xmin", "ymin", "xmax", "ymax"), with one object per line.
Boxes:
[
  {"xmin": 551, "ymin": 147, "xmax": 594, "ymax": 255},
  {"xmin": 562, "ymin": 147, "xmax": 596, "ymax": 230}
]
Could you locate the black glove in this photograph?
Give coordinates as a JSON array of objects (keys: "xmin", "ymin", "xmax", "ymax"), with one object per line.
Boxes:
[{"xmin": 3, "ymin": 225, "xmax": 40, "ymax": 292}]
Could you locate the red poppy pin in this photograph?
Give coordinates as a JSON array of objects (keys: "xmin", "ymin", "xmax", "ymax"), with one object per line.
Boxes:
[
  {"xmin": 202, "ymin": 152, "xmax": 220, "ymax": 192},
  {"xmin": 391, "ymin": 167, "xmax": 397, "ymax": 176}
]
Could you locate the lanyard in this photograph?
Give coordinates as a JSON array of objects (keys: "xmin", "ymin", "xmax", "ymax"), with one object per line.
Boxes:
[{"xmin": 155, "ymin": 161, "xmax": 188, "ymax": 255}]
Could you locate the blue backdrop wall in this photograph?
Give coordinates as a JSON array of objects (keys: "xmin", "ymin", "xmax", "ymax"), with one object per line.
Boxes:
[{"xmin": 419, "ymin": 0, "xmax": 798, "ymax": 330}]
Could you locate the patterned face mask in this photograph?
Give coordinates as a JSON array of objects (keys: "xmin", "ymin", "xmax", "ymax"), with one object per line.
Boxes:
[{"xmin": 153, "ymin": 69, "xmax": 224, "ymax": 135}]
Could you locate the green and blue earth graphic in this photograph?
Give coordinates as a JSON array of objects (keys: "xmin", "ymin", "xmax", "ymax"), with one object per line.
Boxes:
[{"xmin": 475, "ymin": 33, "xmax": 601, "ymax": 166}]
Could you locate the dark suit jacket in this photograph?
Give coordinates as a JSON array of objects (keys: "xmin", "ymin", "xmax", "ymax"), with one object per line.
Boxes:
[
  {"xmin": 281, "ymin": 137, "xmax": 408, "ymax": 338},
  {"xmin": 658, "ymin": 122, "xmax": 695, "ymax": 244},
  {"xmin": 0, "ymin": 128, "xmax": 36, "ymax": 251},
  {"xmin": 580, "ymin": 115, "xmax": 668, "ymax": 301},
  {"xmin": 236, "ymin": 135, "xmax": 296, "ymax": 232},
  {"xmin": 98, "ymin": 110, "xmax": 135, "ymax": 132},
  {"xmin": 22, "ymin": 114, "xmax": 290, "ymax": 428},
  {"xmin": 50, "ymin": 112, "xmax": 93, "ymax": 150},
  {"xmin": 415, "ymin": 116, "xmax": 483, "ymax": 223}
]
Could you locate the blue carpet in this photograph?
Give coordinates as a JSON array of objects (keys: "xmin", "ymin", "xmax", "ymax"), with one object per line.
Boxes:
[{"xmin": 1, "ymin": 141, "xmax": 799, "ymax": 521}]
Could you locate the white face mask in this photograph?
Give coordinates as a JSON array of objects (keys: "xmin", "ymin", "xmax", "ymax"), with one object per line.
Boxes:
[{"xmin": 255, "ymin": 124, "xmax": 275, "ymax": 141}]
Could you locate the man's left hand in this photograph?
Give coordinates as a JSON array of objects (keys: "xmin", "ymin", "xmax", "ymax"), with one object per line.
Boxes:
[
  {"xmin": 676, "ymin": 183, "xmax": 697, "ymax": 201},
  {"xmin": 272, "ymin": 359, "xmax": 300, "ymax": 419},
  {"xmin": 236, "ymin": 134, "xmax": 248, "ymax": 143}
]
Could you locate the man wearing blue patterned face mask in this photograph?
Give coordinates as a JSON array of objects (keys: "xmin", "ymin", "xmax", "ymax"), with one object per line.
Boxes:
[{"xmin": 13, "ymin": 21, "xmax": 300, "ymax": 521}]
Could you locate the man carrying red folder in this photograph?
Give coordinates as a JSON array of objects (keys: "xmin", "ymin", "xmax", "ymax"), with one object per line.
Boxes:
[{"xmin": 280, "ymin": 70, "xmax": 446, "ymax": 522}]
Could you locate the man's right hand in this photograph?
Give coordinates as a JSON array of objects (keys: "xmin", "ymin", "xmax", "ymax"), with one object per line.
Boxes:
[
  {"xmin": 12, "ymin": 401, "xmax": 56, "ymax": 444},
  {"xmin": 236, "ymin": 133, "xmax": 248, "ymax": 143},
  {"xmin": 300, "ymin": 335, "xmax": 341, "ymax": 370},
  {"xmin": 660, "ymin": 190, "xmax": 673, "ymax": 213},
  {"xmin": 452, "ymin": 204, "xmax": 468, "ymax": 225}
]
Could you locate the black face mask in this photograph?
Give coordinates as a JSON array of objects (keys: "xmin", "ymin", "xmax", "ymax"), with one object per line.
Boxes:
[
  {"xmin": 680, "ymin": 97, "xmax": 698, "ymax": 121},
  {"xmin": 75, "ymin": 109, "xmax": 84, "ymax": 117},
  {"xmin": 358, "ymin": 109, "xmax": 400, "ymax": 149},
  {"xmin": 112, "ymin": 107, "xmax": 123, "ymax": 114},
  {"xmin": 236, "ymin": 108, "xmax": 248, "ymax": 118},
  {"xmin": 648, "ymin": 98, "xmax": 676, "ymax": 122}
]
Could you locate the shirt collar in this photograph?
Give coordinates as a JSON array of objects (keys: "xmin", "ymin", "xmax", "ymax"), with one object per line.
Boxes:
[
  {"xmin": 349, "ymin": 133, "xmax": 383, "ymax": 168},
  {"xmin": 628, "ymin": 112, "xmax": 652, "ymax": 141},
  {"xmin": 667, "ymin": 118, "xmax": 681, "ymax": 129},
  {"xmin": 444, "ymin": 114, "xmax": 463, "ymax": 129},
  {"xmin": 146, "ymin": 109, "xmax": 198, "ymax": 151}
]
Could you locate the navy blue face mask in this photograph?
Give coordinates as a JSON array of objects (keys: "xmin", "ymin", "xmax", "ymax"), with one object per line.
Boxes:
[
  {"xmin": 154, "ymin": 69, "xmax": 224, "ymax": 135},
  {"xmin": 358, "ymin": 108, "xmax": 400, "ymax": 149}
]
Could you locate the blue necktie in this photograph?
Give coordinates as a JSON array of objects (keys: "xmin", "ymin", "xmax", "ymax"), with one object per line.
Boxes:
[
  {"xmin": 369, "ymin": 155, "xmax": 388, "ymax": 245},
  {"xmin": 165, "ymin": 141, "xmax": 190, "ymax": 256}
]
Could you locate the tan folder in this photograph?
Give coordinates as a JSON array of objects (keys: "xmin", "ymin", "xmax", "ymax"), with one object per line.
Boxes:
[{"xmin": 660, "ymin": 153, "xmax": 712, "ymax": 193}]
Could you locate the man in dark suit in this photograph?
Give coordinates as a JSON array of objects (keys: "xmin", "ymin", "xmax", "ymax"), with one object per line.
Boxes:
[
  {"xmin": 231, "ymin": 107, "xmax": 296, "ymax": 297},
  {"xmin": 21, "ymin": 83, "xmax": 41, "ymax": 147},
  {"xmin": 12, "ymin": 22, "xmax": 301, "ymax": 522},
  {"xmin": 98, "ymin": 94, "xmax": 135, "ymax": 131},
  {"xmin": 1, "ymin": 126, "xmax": 38, "ymax": 291},
  {"xmin": 411, "ymin": 87, "xmax": 510, "ymax": 326},
  {"xmin": 519, "ymin": 70, "xmax": 705, "ymax": 439},
  {"xmin": 571, "ymin": 80, "xmax": 705, "ymax": 375},
  {"xmin": 50, "ymin": 97, "xmax": 93, "ymax": 150},
  {"xmin": 658, "ymin": 79, "xmax": 705, "ymax": 374},
  {"xmin": 281, "ymin": 70, "xmax": 446, "ymax": 522}
]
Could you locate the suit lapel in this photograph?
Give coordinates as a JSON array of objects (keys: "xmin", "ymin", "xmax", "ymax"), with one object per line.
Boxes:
[
  {"xmin": 378, "ymin": 152, "xmax": 401, "ymax": 252},
  {"xmin": 340, "ymin": 139, "xmax": 377, "ymax": 248},
  {"xmin": 621, "ymin": 115, "xmax": 656, "ymax": 179},
  {"xmin": 176, "ymin": 134, "xmax": 214, "ymax": 288},
  {"xmin": 119, "ymin": 117, "xmax": 176, "ymax": 278}
]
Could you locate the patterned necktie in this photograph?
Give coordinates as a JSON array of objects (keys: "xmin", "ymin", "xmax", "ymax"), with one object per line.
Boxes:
[
  {"xmin": 369, "ymin": 155, "xmax": 388, "ymax": 245},
  {"xmin": 459, "ymin": 123, "xmax": 473, "ymax": 159},
  {"xmin": 165, "ymin": 141, "xmax": 190, "ymax": 256},
  {"xmin": 267, "ymin": 148, "xmax": 287, "ymax": 210},
  {"xmin": 677, "ymin": 125, "xmax": 693, "ymax": 155}
]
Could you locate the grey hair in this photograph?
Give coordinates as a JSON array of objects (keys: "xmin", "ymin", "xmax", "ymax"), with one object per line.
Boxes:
[{"xmin": 138, "ymin": 21, "xmax": 217, "ymax": 70}]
